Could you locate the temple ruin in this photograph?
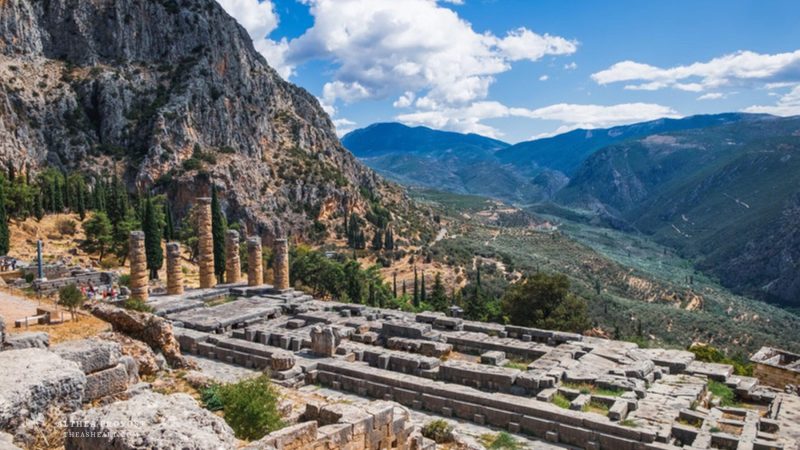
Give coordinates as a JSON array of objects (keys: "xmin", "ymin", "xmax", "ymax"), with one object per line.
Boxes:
[
  {"xmin": 196, "ymin": 197, "xmax": 215, "ymax": 289},
  {"xmin": 128, "ymin": 231, "xmax": 148, "ymax": 301}
]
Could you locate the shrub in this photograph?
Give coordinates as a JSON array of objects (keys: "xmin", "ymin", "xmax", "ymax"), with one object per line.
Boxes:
[
  {"xmin": 57, "ymin": 218, "xmax": 78, "ymax": 236},
  {"xmin": 217, "ymin": 374, "xmax": 283, "ymax": 440},
  {"xmin": 123, "ymin": 298, "xmax": 153, "ymax": 312},
  {"xmin": 201, "ymin": 385, "xmax": 223, "ymax": 411},
  {"xmin": 551, "ymin": 393, "xmax": 571, "ymax": 409},
  {"xmin": 24, "ymin": 273, "xmax": 35, "ymax": 283},
  {"xmin": 58, "ymin": 284, "xmax": 84, "ymax": 321},
  {"xmin": 708, "ymin": 380, "xmax": 736, "ymax": 406},
  {"xmin": 118, "ymin": 274, "xmax": 131, "ymax": 287},
  {"xmin": 182, "ymin": 158, "xmax": 203, "ymax": 171},
  {"xmin": 479, "ymin": 432, "xmax": 522, "ymax": 450},
  {"xmin": 421, "ymin": 419, "xmax": 454, "ymax": 444}
]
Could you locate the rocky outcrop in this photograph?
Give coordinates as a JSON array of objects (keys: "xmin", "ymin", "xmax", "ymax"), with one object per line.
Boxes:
[
  {"xmin": 54, "ymin": 339, "xmax": 136, "ymax": 402},
  {"xmin": 0, "ymin": 0, "xmax": 417, "ymax": 241},
  {"xmin": 98, "ymin": 331, "xmax": 160, "ymax": 376},
  {"xmin": 88, "ymin": 303, "xmax": 192, "ymax": 369},
  {"xmin": 1, "ymin": 332, "xmax": 49, "ymax": 350},
  {"xmin": 65, "ymin": 392, "xmax": 235, "ymax": 450},
  {"xmin": 0, "ymin": 349, "xmax": 86, "ymax": 435}
]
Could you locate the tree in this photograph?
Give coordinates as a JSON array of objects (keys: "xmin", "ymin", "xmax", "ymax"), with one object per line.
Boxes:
[
  {"xmin": 142, "ymin": 195, "xmax": 164, "ymax": 279},
  {"xmin": 429, "ymin": 273, "xmax": 448, "ymax": 312},
  {"xmin": 384, "ymin": 227, "xmax": 394, "ymax": 250},
  {"xmin": 34, "ymin": 192, "xmax": 44, "ymax": 221},
  {"xmin": 371, "ymin": 228, "xmax": 383, "ymax": 251},
  {"xmin": 0, "ymin": 184, "xmax": 8, "ymax": 256},
  {"xmin": 112, "ymin": 207, "xmax": 138, "ymax": 264},
  {"xmin": 393, "ymin": 272, "xmax": 398, "ymax": 298},
  {"xmin": 420, "ymin": 272, "xmax": 427, "ymax": 304},
  {"xmin": 58, "ymin": 284, "xmax": 84, "ymax": 322},
  {"xmin": 163, "ymin": 201, "xmax": 175, "ymax": 241},
  {"xmin": 211, "ymin": 186, "xmax": 227, "ymax": 282},
  {"xmin": 83, "ymin": 212, "xmax": 113, "ymax": 261},
  {"xmin": 413, "ymin": 268, "xmax": 419, "ymax": 308},
  {"xmin": 501, "ymin": 273, "xmax": 589, "ymax": 333}
]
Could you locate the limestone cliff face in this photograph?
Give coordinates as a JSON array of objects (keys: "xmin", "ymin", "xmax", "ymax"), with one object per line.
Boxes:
[{"xmin": 0, "ymin": 0, "xmax": 414, "ymax": 239}]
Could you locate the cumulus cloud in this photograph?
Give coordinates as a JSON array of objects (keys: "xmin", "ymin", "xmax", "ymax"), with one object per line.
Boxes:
[
  {"xmin": 592, "ymin": 50, "xmax": 800, "ymax": 92},
  {"xmin": 396, "ymin": 101, "xmax": 678, "ymax": 138},
  {"xmin": 744, "ymin": 84, "xmax": 800, "ymax": 116},
  {"xmin": 333, "ymin": 118, "xmax": 358, "ymax": 136},
  {"xmin": 539, "ymin": 75, "xmax": 549, "ymax": 81},
  {"xmin": 393, "ymin": 91, "xmax": 416, "ymax": 108},
  {"xmin": 697, "ymin": 92, "xmax": 725, "ymax": 101},
  {"xmin": 564, "ymin": 62, "xmax": 578, "ymax": 70},
  {"xmin": 286, "ymin": 0, "xmax": 576, "ymax": 107},
  {"xmin": 217, "ymin": 0, "xmax": 295, "ymax": 78}
]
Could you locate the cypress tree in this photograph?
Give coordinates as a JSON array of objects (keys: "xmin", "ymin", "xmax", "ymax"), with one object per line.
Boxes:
[
  {"xmin": 163, "ymin": 201, "xmax": 175, "ymax": 241},
  {"xmin": 0, "ymin": 185, "xmax": 8, "ymax": 256},
  {"xmin": 402, "ymin": 280, "xmax": 406, "ymax": 297},
  {"xmin": 54, "ymin": 174, "xmax": 64, "ymax": 212},
  {"xmin": 142, "ymin": 195, "xmax": 164, "ymax": 279},
  {"xmin": 413, "ymin": 268, "xmax": 419, "ymax": 307},
  {"xmin": 34, "ymin": 192, "xmax": 44, "ymax": 221},
  {"xmin": 371, "ymin": 229, "xmax": 383, "ymax": 251},
  {"xmin": 393, "ymin": 272, "xmax": 397, "ymax": 298},
  {"xmin": 430, "ymin": 272, "xmax": 448, "ymax": 312},
  {"xmin": 420, "ymin": 272, "xmax": 426, "ymax": 304},
  {"xmin": 384, "ymin": 227, "xmax": 394, "ymax": 250},
  {"xmin": 49, "ymin": 177, "xmax": 57, "ymax": 212},
  {"xmin": 77, "ymin": 183, "xmax": 86, "ymax": 221},
  {"xmin": 211, "ymin": 186, "xmax": 227, "ymax": 283},
  {"xmin": 62, "ymin": 173, "xmax": 70, "ymax": 211}
]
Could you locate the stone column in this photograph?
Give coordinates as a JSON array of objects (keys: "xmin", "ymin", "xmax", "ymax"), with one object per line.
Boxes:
[
  {"xmin": 166, "ymin": 242, "xmax": 184, "ymax": 295},
  {"xmin": 225, "ymin": 230, "xmax": 241, "ymax": 284},
  {"xmin": 129, "ymin": 231, "xmax": 148, "ymax": 301},
  {"xmin": 247, "ymin": 237, "xmax": 263, "ymax": 286},
  {"xmin": 196, "ymin": 197, "xmax": 215, "ymax": 289},
  {"xmin": 273, "ymin": 238, "xmax": 290, "ymax": 291}
]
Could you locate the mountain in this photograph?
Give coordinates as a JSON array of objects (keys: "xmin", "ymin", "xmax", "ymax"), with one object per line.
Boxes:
[
  {"xmin": 0, "ymin": 0, "xmax": 417, "ymax": 240},
  {"xmin": 558, "ymin": 115, "xmax": 800, "ymax": 308},
  {"xmin": 496, "ymin": 113, "xmax": 768, "ymax": 177},
  {"xmin": 343, "ymin": 122, "xmax": 566, "ymax": 202}
]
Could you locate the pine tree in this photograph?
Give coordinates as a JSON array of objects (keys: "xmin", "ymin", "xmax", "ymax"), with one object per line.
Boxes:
[
  {"xmin": 420, "ymin": 272, "xmax": 426, "ymax": 304},
  {"xmin": 0, "ymin": 185, "xmax": 9, "ymax": 256},
  {"xmin": 430, "ymin": 272, "xmax": 448, "ymax": 312},
  {"xmin": 142, "ymin": 195, "xmax": 164, "ymax": 279},
  {"xmin": 211, "ymin": 186, "xmax": 227, "ymax": 283},
  {"xmin": 371, "ymin": 229, "xmax": 383, "ymax": 251}
]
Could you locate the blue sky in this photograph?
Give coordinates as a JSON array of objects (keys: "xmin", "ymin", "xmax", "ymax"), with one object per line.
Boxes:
[{"xmin": 218, "ymin": 0, "xmax": 800, "ymax": 143}]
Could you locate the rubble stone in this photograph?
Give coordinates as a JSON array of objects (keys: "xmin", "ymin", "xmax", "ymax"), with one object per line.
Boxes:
[
  {"xmin": 2, "ymin": 332, "xmax": 49, "ymax": 350},
  {"xmin": 53, "ymin": 339, "xmax": 122, "ymax": 374}
]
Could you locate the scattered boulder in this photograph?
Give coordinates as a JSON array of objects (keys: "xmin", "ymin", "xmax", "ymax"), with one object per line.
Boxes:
[
  {"xmin": 65, "ymin": 392, "xmax": 236, "ymax": 450},
  {"xmin": 97, "ymin": 332, "xmax": 160, "ymax": 376},
  {"xmin": 0, "ymin": 349, "xmax": 86, "ymax": 435},
  {"xmin": 2, "ymin": 332, "xmax": 49, "ymax": 350},
  {"xmin": 83, "ymin": 364, "xmax": 131, "ymax": 402},
  {"xmin": 53, "ymin": 339, "xmax": 122, "ymax": 374},
  {"xmin": 88, "ymin": 303, "xmax": 193, "ymax": 369}
]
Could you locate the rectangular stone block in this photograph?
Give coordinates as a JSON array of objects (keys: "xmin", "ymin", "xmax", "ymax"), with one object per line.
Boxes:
[{"xmin": 84, "ymin": 364, "xmax": 129, "ymax": 401}]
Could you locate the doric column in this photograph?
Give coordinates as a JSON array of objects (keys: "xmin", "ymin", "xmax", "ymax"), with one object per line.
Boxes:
[
  {"xmin": 196, "ymin": 197, "xmax": 215, "ymax": 289},
  {"xmin": 247, "ymin": 237, "xmax": 263, "ymax": 286},
  {"xmin": 273, "ymin": 238, "xmax": 290, "ymax": 291},
  {"xmin": 166, "ymin": 242, "xmax": 184, "ymax": 295},
  {"xmin": 225, "ymin": 230, "xmax": 241, "ymax": 284},
  {"xmin": 129, "ymin": 231, "xmax": 148, "ymax": 301}
]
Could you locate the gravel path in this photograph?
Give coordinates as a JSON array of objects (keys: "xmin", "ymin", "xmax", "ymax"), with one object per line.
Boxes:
[{"xmin": 0, "ymin": 290, "xmax": 39, "ymax": 323}]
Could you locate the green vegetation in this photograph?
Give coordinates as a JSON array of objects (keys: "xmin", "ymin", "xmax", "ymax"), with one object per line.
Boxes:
[
  {"xmin": 502, "ymin": 273, "xmax": 589, "ymax": 333},
  {"xmin": 583, "ymin": 400, "xmax": 610, "ymax": 415},
  {"xmin": 620, "ymin": 419, "xmax": 639, "ymax": 428},
  {"xmin": 142, "ymin": 195, "xmax": 164, "ymax": 279},
  {"xmin": 479, "ymin": 432, "xmax": 522, "ymax": 450},
  {"xmin": 503, "ymin": 360, "xmax": 529, "ymax": 371},
  {"xmin": 82, "ymin": 212, "xmax": 113, "ymax": 261},
  {"xmin": 689, "ymin": 344, "xmax": 753, "ymax": 376},
  {"xmin": 708, "ymin": 381, "xmax": 737, "ymax": 407},
  {"xmin": 123, "ymin": 298, "xmax": 153, "ymax": 313},
  {"xmin": 58, "ymin": 284, "xmax": 84, "ymax": 321},
  {"xmin": 551, "ymin": 393, "xmax": 571, "ymax": 409},
  {"xmin": 421, "ymin": 419, "xmax": 454, "ymax": 444},
  {"xmin": 0, "ymin": 184, "xmax": 8, "ymax": 256},
  {"xmin": 562, "ymin": 382, "xmax": 623, "ymax": 397},
  {"xmin": 206, "ymin": 374, "xmax": 283, "ymax": 441}
]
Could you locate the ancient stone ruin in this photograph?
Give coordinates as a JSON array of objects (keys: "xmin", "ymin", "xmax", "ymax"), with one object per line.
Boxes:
[
  {"xmin": 196, "ymin": 197, "xmax": 216, "ymax": 289},
  {"xmin": 225, "ymin": 230, "xmax": 241, "ymax": 284},
  {"xmin": 166, "ymin": 242, "xmax": 184, "ymax": 295},
  {"xmin": 273, "ymin": 238, "xmax": 290, "ymax": 291},
  {"xmin": 128, "ymin": 231, "xmax": 148, "ymax": 301},
  {"xmin": 247, "ymin": 237, "xmax": 263, "ymax": 287}
]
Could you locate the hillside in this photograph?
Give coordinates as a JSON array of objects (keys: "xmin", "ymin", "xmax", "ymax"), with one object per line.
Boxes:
[
  {"xmin": 558, "ymin": 116, "xmax": 800, "ymax": 308},
  {"xmin": 496, "ymin": 113, "xmax": 768, "ymax": 178},
  {"xmin": 0, "ymin": 0, "xmax": 422, "ymax": 241},
  {"xmin": 344, "ymin": 123, "xmax": 560, "ymax": 202}
]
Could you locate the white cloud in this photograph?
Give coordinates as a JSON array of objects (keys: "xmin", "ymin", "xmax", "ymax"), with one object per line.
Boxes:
[
  {"xmin": 286, "ymin": 0, "xmax": 575, "ymax": 107},
  {"xmin": 396, "ymin": 101, "xmax": 678, "ymax": 138},
  {"xmin": 439, "ymin": 0, "xmax": 464, "ymax": 4},
  {"xmin": 592, "ymin": 50, "xmax": 800, "ymax": 92},
  {"xmin": 564, "ymin": 62, "xmax": 578, "ymax": 70},
  {"xmin": 393, "ymin": 91, "xmax": 416, "ymax": 108},
  {"xmin": 697, "ymin": 92, "xmax": 725, "ymax": 101},
  {"xmin": 333, "ymin": 118, "xmax": 358, "ymax": 136},
  {"xmin": 217, "ymin": 0, "xmax": 295, "ymax": 78},
  {"xmin": 744, "ymin": 84, "xmax": 800, "ymax": 116},
  {"xmin": 539, "ymin": 75, "xmax": 549, "ymax": 81},
  {"xmin": 322, "ymin": 81, "xmax": 372, "ymax": 105}
]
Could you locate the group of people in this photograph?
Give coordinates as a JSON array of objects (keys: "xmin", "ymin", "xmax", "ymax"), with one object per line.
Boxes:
[
  {"xmin": 80, "ymin": 282, "xmax": 119, "ymax": 301},
  {"xmin": 0, "ymin": 257, "xmax": 18, "ymax": 272}
]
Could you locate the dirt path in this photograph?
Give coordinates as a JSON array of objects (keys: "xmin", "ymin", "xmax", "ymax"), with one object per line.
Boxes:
[{"xmin": 0, "ymin": 289, "xmax": 40, "ymax": 323}]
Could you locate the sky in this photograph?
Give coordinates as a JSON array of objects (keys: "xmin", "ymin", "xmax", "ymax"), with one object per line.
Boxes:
[{"xmin": 217, "ymin": 0, "xmax": 800, "ymax": 143}]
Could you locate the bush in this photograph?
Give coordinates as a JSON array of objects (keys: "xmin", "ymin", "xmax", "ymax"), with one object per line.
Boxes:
[
  {"xmin": 217, "ymin": 374, "xmax": 283, "ymax": 440},
  {"xmin": 24, "ymin": 273, "xmax": 35, "ymax": 283},
  {"xmin": 123, "ymin": 298, "xmax": 153, "ymax": 312},
  {"xmin": 58, "ymin": 284, "xmax": 84, "ymax": 321},
  {"xmin": 201, "ymin": 385, "xmax": 223, "ymax": 411},
  {"xmin": 118, "ymin": 274, "xmax": 131, "ymax": 287},
  {"xmin": 57, "ymin": 218, "xmax": 78, "ymax": 236},
  {"xmin": 421, "ymin": 419, "xmax": 454, "ymax": 444},
  {"xmin": 479, "ymin": 432, "xmax": 522, "ymax": 450}
]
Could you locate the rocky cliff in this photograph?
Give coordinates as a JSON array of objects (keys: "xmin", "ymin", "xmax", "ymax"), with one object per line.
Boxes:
[{"xmin": 0, "ymin": 0, "xmax": 416, "ymax": 239}]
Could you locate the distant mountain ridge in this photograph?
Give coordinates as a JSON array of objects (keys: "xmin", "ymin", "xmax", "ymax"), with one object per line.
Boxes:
[{"xmin": 559, "ymin": 115, "xmax": 800, "ymax": 308}]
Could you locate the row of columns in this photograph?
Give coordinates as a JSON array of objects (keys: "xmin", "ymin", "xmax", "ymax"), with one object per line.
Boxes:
[{"xmin": 128, "ymin": 197, "xmax": 291, "ymax": 300}]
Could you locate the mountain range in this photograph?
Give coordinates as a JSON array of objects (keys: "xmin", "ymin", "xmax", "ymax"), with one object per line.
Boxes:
[
  {"xmin": 0, "ymin": 0, "xmax": 417, "ymax": 240},
  {"xmin": 346, "ymin": 114, "xmax": 800, "ymax": 309}
]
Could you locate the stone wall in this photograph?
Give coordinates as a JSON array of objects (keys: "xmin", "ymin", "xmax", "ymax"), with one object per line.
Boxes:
[{"xmin": 754, "ymin": 364, "xmax": 800, "ymax": 390}]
